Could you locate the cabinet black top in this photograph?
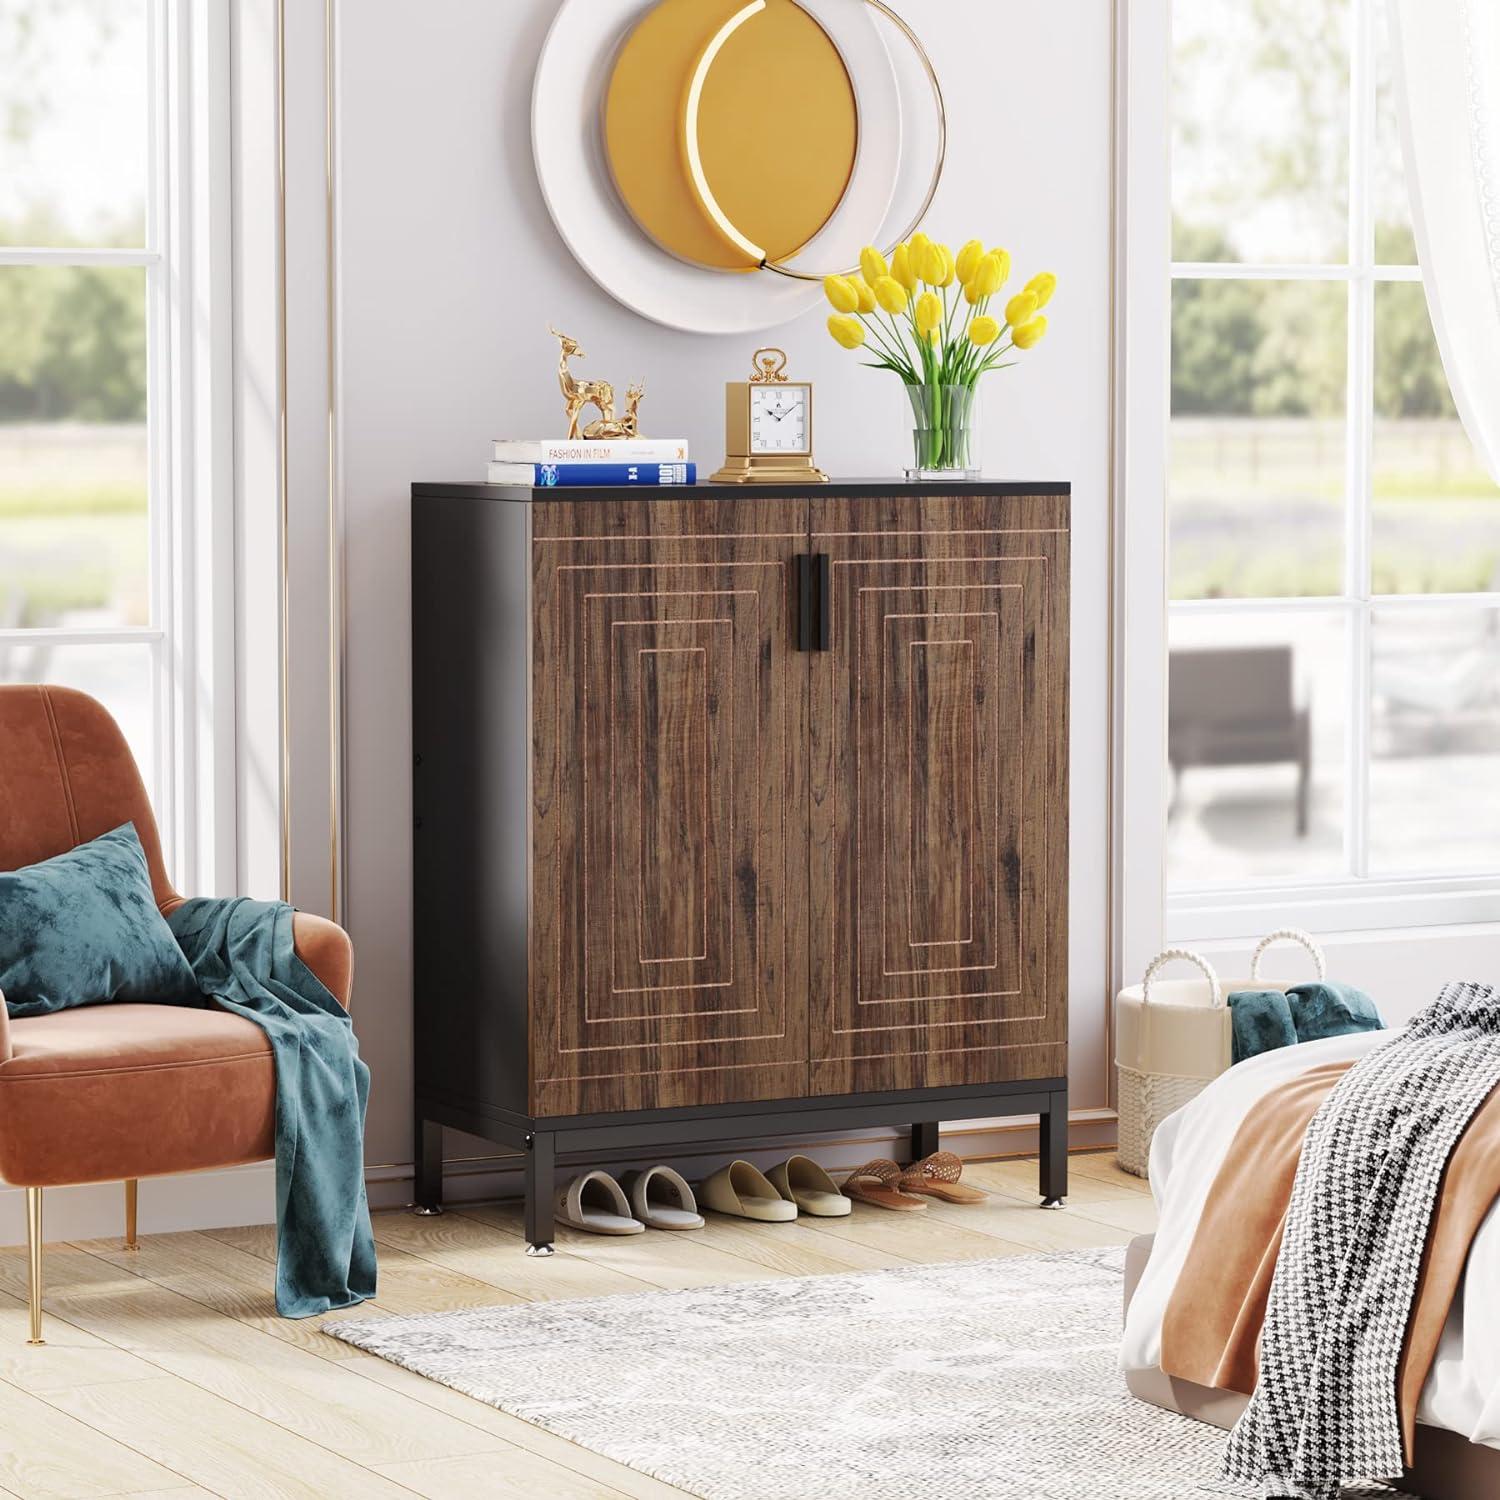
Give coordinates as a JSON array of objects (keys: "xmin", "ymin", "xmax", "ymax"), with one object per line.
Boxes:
[{"xmin": 413, "ymin": 479, "xmax": 1071, "ymax": 502}]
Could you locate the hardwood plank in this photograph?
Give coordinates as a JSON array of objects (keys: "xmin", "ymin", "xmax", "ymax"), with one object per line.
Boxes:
[
  {"xmin": 370, "ymin": 1210, "xmax": 656, "ymax": 1302},
  {"xmin": 687, "ymin": 1209, "xmax": 913, "ymax": 1275},
  {"xmin": 117, "ymin": 1489, "xmax": 219, "ymax": 1497},
  {"xmin": 908, "ymin": 1195, "xmax": 1134, "ymax": 1254},
  {"xmin": 0, "ymin": 1244, "xmax": 509, "ymax": 1468},
  {"xmin": 1066, "ymin": 1151, "xmax": 1153, "ymax": 1194},
  {"xmin": 791, "ymin": 1202, "xmax": 1034, "ymax": 1262},
  {"xmin": 370, "ymin": 1451, "xmax": 641, "ymax": 1500},
  {"xmin": 90, "ymin": 1227, "xmax": 518, "ymax": 1330},
  {"xmin": 78, "ymin": 1232, "xmax": 378, "ymax": 1366},
  {"xmin": 1063, "ymin": 1195, "xmax": 1161, "ymax": 1236},
  {"xmin": 38, "ymin": 1377, "xmax": 419, "ymax": 1500},
  {"xmin": 0, "ymin": 1287, "xmax": 156, "ymax": 1393},
  {"xmin": 967, "ymin": 1158, "xmax": 1147, "ymax": 1207},
  {"xmin": 345, "ymin": 1360, "xmax": 690, "ymax": 1500},
  {"xmin": 457, "ymin": 1204, "xmax": 789, "ymax": 1290},
  {"xmin": 0, "ymin": 1379, "xmax": 190, "ymax": 1499}
]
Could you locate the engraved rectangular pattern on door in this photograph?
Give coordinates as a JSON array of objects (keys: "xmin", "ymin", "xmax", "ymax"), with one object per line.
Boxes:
[
  {"xmin": 530, "ymin": 501, "xmax": 809, "ymax": 1116},
  {"xmin": 808, "ymin": 497, "xmax": 1068, "ymax": 1095}
]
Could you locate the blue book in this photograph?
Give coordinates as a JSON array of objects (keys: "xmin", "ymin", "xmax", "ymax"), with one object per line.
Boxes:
[{"xmin": 487, "ymin": 461, "xmax": 697, "ymax": 487}]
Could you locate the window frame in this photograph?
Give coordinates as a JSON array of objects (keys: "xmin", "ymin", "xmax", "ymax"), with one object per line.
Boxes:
[
  {"xmin": 1118, "ymin": 0, "xmax": 1500, "ymax": 953},
  {"xmin": 0, "ymin": 0, "xmax": 235, "ymax": 894}
]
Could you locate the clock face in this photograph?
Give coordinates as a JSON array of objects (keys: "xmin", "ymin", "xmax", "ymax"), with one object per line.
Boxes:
[{"xmin": 749, "ymin": 385, "xmax": 809, "ymax": 455}]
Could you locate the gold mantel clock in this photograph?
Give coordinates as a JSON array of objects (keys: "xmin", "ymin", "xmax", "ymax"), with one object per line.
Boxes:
[{"xmin": 709, "ymin": 348, "xmax": 828, "ymax": 484}]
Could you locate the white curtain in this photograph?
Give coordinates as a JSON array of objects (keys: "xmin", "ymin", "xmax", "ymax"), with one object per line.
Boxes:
[{"xmin": 1388, "ymin": 0, "xmax": 1500, "ymax": 483}]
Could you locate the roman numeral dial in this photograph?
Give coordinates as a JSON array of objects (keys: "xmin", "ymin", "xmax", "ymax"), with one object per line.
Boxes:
[{"xmin": 749, "ymin": 386, "xmax": 808, "ymax": 454}]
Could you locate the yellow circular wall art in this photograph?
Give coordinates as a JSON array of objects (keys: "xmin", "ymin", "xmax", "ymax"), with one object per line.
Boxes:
[
  {"xmin": 604, "ymin": 0, "xmax": 860, "ymax": 273},
  {"xmin": 532, "ymin": 0, "xmax": 945, "ymax": 331}
]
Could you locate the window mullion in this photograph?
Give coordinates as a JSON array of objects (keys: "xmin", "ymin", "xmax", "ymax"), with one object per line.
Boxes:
[
  {"xmin": 1343, "ymin": 0, "xmax": 1377, "ymax": 883},
  {"xmin": 145, "ymin": 0, "xmax": 175, "ymax": 857}
]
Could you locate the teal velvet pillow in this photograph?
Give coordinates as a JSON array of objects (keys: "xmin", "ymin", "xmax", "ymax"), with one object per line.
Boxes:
[
  {"xmin": 1228, "ymin": 988, "xmax": 1300, "ymax": 1065},
  {"xmin": 1287, "ymin": 980, "xmax": 1384, "ymax": 1044},
  {"xmin": 0, "ymin": 823, "xmax": 200, "ymax": 1018}
]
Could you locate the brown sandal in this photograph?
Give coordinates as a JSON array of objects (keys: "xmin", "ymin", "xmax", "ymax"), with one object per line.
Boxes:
[
  {"xmin": 841, "ymin": 1159, "xmax": 928, "ymax": 1212},
  {"xmin": 899, "ymin": 1151, "xmax": 987, "ymax": 1204}
]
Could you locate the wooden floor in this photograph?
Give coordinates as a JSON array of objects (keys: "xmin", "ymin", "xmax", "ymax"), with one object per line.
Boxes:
[{"xmin": 0, "ymin": 1153, "xmax": 1154, "ymax": 1500}]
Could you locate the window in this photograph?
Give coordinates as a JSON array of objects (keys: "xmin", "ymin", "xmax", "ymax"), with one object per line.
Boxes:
[
  {"xmin": 0, "ymin": 1, "xmax": 227, "ymax": 881},
  {"xmin": 1164, "ymin": 0, "xmax": 1500, "ymax": 931}
]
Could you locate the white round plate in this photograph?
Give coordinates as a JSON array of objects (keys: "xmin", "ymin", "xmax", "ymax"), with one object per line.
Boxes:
[{"xmin": 531, "ymin": 0, "xmax": 906, "ymax": 334}]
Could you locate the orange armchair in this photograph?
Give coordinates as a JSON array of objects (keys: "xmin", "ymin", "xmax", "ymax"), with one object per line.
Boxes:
[{"xmin": 0, "ymin": 685, "xmax": 353, "ymax": 1344}]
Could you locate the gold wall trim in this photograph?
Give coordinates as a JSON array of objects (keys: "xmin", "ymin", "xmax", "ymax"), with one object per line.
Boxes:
[
  {"xmin": 327, "ymin": 0, "xmax": 346, "ymax": 926},
  {"xmin": 275, "ymin": 0, "xmax": 291, "ymax": 903},
  {"xmin": 272, "ymin": 0, "xmax": 346, "ymax": 921}
]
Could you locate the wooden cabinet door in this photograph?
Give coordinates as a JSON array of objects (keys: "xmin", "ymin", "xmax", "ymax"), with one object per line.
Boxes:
[
  {"xmin": 531, "ymin": 498, "xmax": 810, "ymax": 1116},
  {"xmin": 807, "ymin": 494, "xmax": 1068, "ymax": 1096}
]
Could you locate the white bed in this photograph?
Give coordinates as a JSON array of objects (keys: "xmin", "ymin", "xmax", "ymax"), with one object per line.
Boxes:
[{"xmin": 1120, "ymin": 1028, "xmax": 1500, "ymax": 1453}]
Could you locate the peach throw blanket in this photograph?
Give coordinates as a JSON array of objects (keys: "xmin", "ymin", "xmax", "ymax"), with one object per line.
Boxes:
[{"xmin": 1161, "ymin": 1057, "xmax": 1500, "ymax": 1459}]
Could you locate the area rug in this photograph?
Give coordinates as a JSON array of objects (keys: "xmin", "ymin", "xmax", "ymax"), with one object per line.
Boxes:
[{"xmin": 327, "ymin": 1246, "xmax": 1405, "ymax": 1500}]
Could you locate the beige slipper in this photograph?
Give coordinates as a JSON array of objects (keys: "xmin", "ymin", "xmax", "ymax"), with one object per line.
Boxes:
[
  {"xmin": 622, "ymin": 1165, "xmax": 704, "ymax": 1231},
  {"xmin": 767, "ymin": 1154, "xmax": 851, "ymax": 1217},
  {"xmin": 554, "ymin": 1170, "xmax": 644, "ymax": 1235},
  {"xmin": 700, "ymin": 1160, "xmax": 797, "ymax": 1222},
  {"xmin": 841, "ymin": 1158, "xmax": 928, "ymax": 1212},
  {"xmin": 899, "ymin": 1150, "xmax": 987, "ymax": 1204}
]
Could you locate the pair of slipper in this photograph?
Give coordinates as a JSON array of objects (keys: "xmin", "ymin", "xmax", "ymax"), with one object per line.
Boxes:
[
  {"xmin": 555, "ymin": 1165, "xmax": 705, "ymax": 1236},
  {"xmin": 842, "ymin": 1151, "xmax": 986, "ymax": 1211},
  {"xmin": 700, "ymin": 1155, "xmax": 852, "ymax": 1220}
]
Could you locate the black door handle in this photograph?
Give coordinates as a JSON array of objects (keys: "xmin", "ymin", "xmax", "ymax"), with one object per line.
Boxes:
[
  {"xmin": 794, "ymin": 553, "xmax": 831, "ymax": 651},
  {"xmin": 795, "ymin": 554, "xmax": 815, "ymax": 651}
]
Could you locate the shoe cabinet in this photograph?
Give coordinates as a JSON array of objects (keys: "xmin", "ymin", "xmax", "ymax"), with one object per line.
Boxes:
[{"xmin": 411, "ymin": 480, "xmax": 1070, "ymax": 1250}]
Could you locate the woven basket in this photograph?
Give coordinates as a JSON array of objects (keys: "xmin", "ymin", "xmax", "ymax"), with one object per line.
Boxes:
[{"xmin": 1114, "ymin": 929, "xmax": 1326, "ymax": 1178}]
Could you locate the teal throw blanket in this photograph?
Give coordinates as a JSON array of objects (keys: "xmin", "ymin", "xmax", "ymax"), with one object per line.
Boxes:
[{"xmin": 168, "ymin": 897, "xmax": 376, "ymax": 1318}]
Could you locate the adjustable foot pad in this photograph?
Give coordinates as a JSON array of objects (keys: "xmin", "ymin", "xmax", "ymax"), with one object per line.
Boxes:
[
  {"xmin": 411, "ymin": 1203, "xmax": 445, "ymax": 1217},
  {"xmin": 1040, "ymin": 1196, "xmax": 1067, "ymax": 1210},
  {"xmin": 525, "ymin": 1242, "xmax": 556, "ymax": 1258}
]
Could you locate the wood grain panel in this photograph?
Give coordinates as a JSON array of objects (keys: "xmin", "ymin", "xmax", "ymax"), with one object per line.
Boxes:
[
  {"xmin": 531, "ymin": 498, "xmax": 810, "ymax": 1116},
  {"xmin": 807, "ymin": 493, "xmax": 1069, "ymax": 1095}
]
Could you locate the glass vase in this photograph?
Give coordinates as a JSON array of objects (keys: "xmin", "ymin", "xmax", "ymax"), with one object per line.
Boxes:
[{"xmin": 905, "ymin": 383, "xmax": 980, "ymax": 481}]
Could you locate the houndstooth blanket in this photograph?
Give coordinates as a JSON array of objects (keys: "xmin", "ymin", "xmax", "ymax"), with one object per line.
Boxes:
[{"xmin": 1222, "ymin": 981, "xmax": 1500, "ymax": 1500}]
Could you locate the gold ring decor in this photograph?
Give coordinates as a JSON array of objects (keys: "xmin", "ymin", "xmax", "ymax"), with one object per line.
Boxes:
[
  {"xmin": 602, "ymin": 0, "xmax": 946, "ymax": 282},
  {"xmin": 758, "ymin": 0, "xmax": 947, "ymax": 282}
]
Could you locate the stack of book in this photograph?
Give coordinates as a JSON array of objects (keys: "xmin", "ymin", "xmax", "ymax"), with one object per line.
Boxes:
[{"xmin": 487, "ymin": 438, "xmax": 695, "ymax": 487}]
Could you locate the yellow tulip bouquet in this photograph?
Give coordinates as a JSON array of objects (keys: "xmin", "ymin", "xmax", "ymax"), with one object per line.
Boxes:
[{"xmin": 824, "ymin": 234, "xmax": 1055, "ymax": 477}]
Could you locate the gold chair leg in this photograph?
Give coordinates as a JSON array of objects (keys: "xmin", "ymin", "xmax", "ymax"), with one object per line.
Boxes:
[
  {"xmin": 26, "ymin": 1187, "xmax": 44, "ymax": 1346},
  {"xmin": 124, "ymin": 1178, "xmax": 138, "ymax": 1251}
]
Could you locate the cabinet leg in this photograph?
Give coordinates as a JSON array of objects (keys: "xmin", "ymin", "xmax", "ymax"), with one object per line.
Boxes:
[
  {"xmin": 413, "ymin": 1114, "xmax": 444, "ymax": 1215},
  {"xmin": 910, "ymin": 1121, "xmax": 940, "ymax": 1162},
  {"xmin": 1040, "ymin": 1089, "xmax": 1068, "ymax": 1208},
  {"xmin": 525, "ymin": 1132, "xmax": 556, "ymax": 1256}
]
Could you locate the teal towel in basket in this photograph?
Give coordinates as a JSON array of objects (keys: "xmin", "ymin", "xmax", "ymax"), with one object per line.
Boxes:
[
  {"xmin": 1287, "ymin": 979, "xmax": 1385, "ymax": 1045},
  {"xmin": 1228, "ymin": 989, "xmax": 1299, "ymax": 1065}
]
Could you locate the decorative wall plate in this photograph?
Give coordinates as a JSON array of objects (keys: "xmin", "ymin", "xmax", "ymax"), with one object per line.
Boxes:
[{"xmin": 532, "ymin": 0, "xmax": 939, "ymax": 333}]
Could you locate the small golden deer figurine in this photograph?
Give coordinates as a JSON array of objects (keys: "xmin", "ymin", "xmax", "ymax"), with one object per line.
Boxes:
[
  {"xmin": 583, "ymin": 379, "xmax": 646, "ymax": 440},
  {"xmin": 550, "ymin": 327, "xmax": 645, "ymax": 440}
]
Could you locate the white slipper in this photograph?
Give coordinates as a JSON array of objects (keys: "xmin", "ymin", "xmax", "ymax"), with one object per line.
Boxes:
[
  {"xmin": 554, "ymin": 1170, "xmax": 644, "ymax": 1235},
  {"xmin": 700, "ymin": 1160, "xmax": 798, "ymax": 1222},
  {"xmin": 766, "ymin": 1154, "xmax": 851, "ymax": 1217},
  {"xmin": 623, "ymin": 1165, "xmax": 705, "ymax": 1231}
]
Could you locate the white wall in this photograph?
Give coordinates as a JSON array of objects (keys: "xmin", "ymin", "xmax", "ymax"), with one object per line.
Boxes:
[{"xmin": 334, "ymin": 0, "xmax": 1118, "ymax": 1171}]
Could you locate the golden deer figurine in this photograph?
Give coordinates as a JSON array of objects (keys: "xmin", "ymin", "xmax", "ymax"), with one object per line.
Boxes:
[
  {"xmin": 550, "ymin": 326, "xmax": 645, "ymax": 441},
  {"xmin": 583, "ymin": 379, "xmax": 646, "ymax": 440}
]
